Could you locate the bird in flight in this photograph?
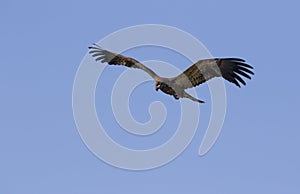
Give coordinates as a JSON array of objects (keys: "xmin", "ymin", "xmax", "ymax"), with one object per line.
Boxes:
[{"xmin": 89, "ymin": 44, "xmax": 254, "ymax": 103}]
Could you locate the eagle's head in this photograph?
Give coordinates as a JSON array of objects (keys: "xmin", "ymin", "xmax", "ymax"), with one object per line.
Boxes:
[{"xmin": 155, "ymin": 82, "xmax": 162, "ymax": 91}]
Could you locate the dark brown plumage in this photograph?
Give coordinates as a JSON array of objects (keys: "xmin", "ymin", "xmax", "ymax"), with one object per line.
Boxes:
[{"xmin": 88, "ymin": 44, "xmax": 254, "ymax": 103}]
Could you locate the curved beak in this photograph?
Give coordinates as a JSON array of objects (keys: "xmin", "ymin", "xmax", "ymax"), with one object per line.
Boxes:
[{"xmin": 155, "ymin": 84, "xmax": 160, "ymax": 91}]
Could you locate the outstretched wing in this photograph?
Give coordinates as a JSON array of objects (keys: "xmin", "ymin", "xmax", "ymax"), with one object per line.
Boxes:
[
  {"xmin": 88, "ymin": 44, "xmax": 159, "ymax": 79},
  {"xmin": 173, "ymin": 58, "xmax": 254, "ymax": 89}
]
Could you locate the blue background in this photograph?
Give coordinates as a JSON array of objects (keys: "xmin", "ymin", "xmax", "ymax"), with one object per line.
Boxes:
[{"xmin": 1, "ymin": 0, "xmax": 299, "ymax": 193}]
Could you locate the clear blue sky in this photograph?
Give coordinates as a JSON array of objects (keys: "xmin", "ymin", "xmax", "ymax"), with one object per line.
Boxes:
[{"xmin": 1, "ymin": 0, "xmax": 299, "ymax": 193}]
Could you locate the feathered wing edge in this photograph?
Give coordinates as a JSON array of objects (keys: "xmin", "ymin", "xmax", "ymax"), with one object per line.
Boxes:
[
  {"xmin": 173, "ymin": 58, "xmax": 254, "ymax": 89},
  {"xmin": 88, "ymin": 44, "xmax": 159, "ymax": 79}
]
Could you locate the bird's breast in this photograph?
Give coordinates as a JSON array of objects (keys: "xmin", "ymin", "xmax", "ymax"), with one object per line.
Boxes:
[{"xmin": 160, "ymin": 84, "xmax": 176, "ymax": 96}]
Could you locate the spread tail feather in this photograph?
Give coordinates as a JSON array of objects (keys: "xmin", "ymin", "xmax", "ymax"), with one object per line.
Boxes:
[{"xmin": 183, "ymin": 92, "xmax": 205, "ymax": 103}]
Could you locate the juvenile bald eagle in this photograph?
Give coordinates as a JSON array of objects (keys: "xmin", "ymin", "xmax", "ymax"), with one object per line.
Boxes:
[{"xmin": 89, "ymin": 44, "xmax": 254, "ymax": 103}]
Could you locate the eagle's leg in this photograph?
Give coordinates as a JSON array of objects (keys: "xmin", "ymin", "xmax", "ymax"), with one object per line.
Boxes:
[
  {"xmin": 183, "ymin": 91, "xmax": 205, "ymax": 103},
  {"xmin": 173, "ymin": 95, "xmax": 179, "ymax": 100}
]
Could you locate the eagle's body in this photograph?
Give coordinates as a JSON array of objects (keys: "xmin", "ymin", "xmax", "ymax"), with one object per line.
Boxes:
[
  {"xmin": 156, "ymin": 79, "xmax": 178, "ymax": 97},
  {"xmin": 89, "ymin": 44, "xmax": 254, "ymax": 103}
]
